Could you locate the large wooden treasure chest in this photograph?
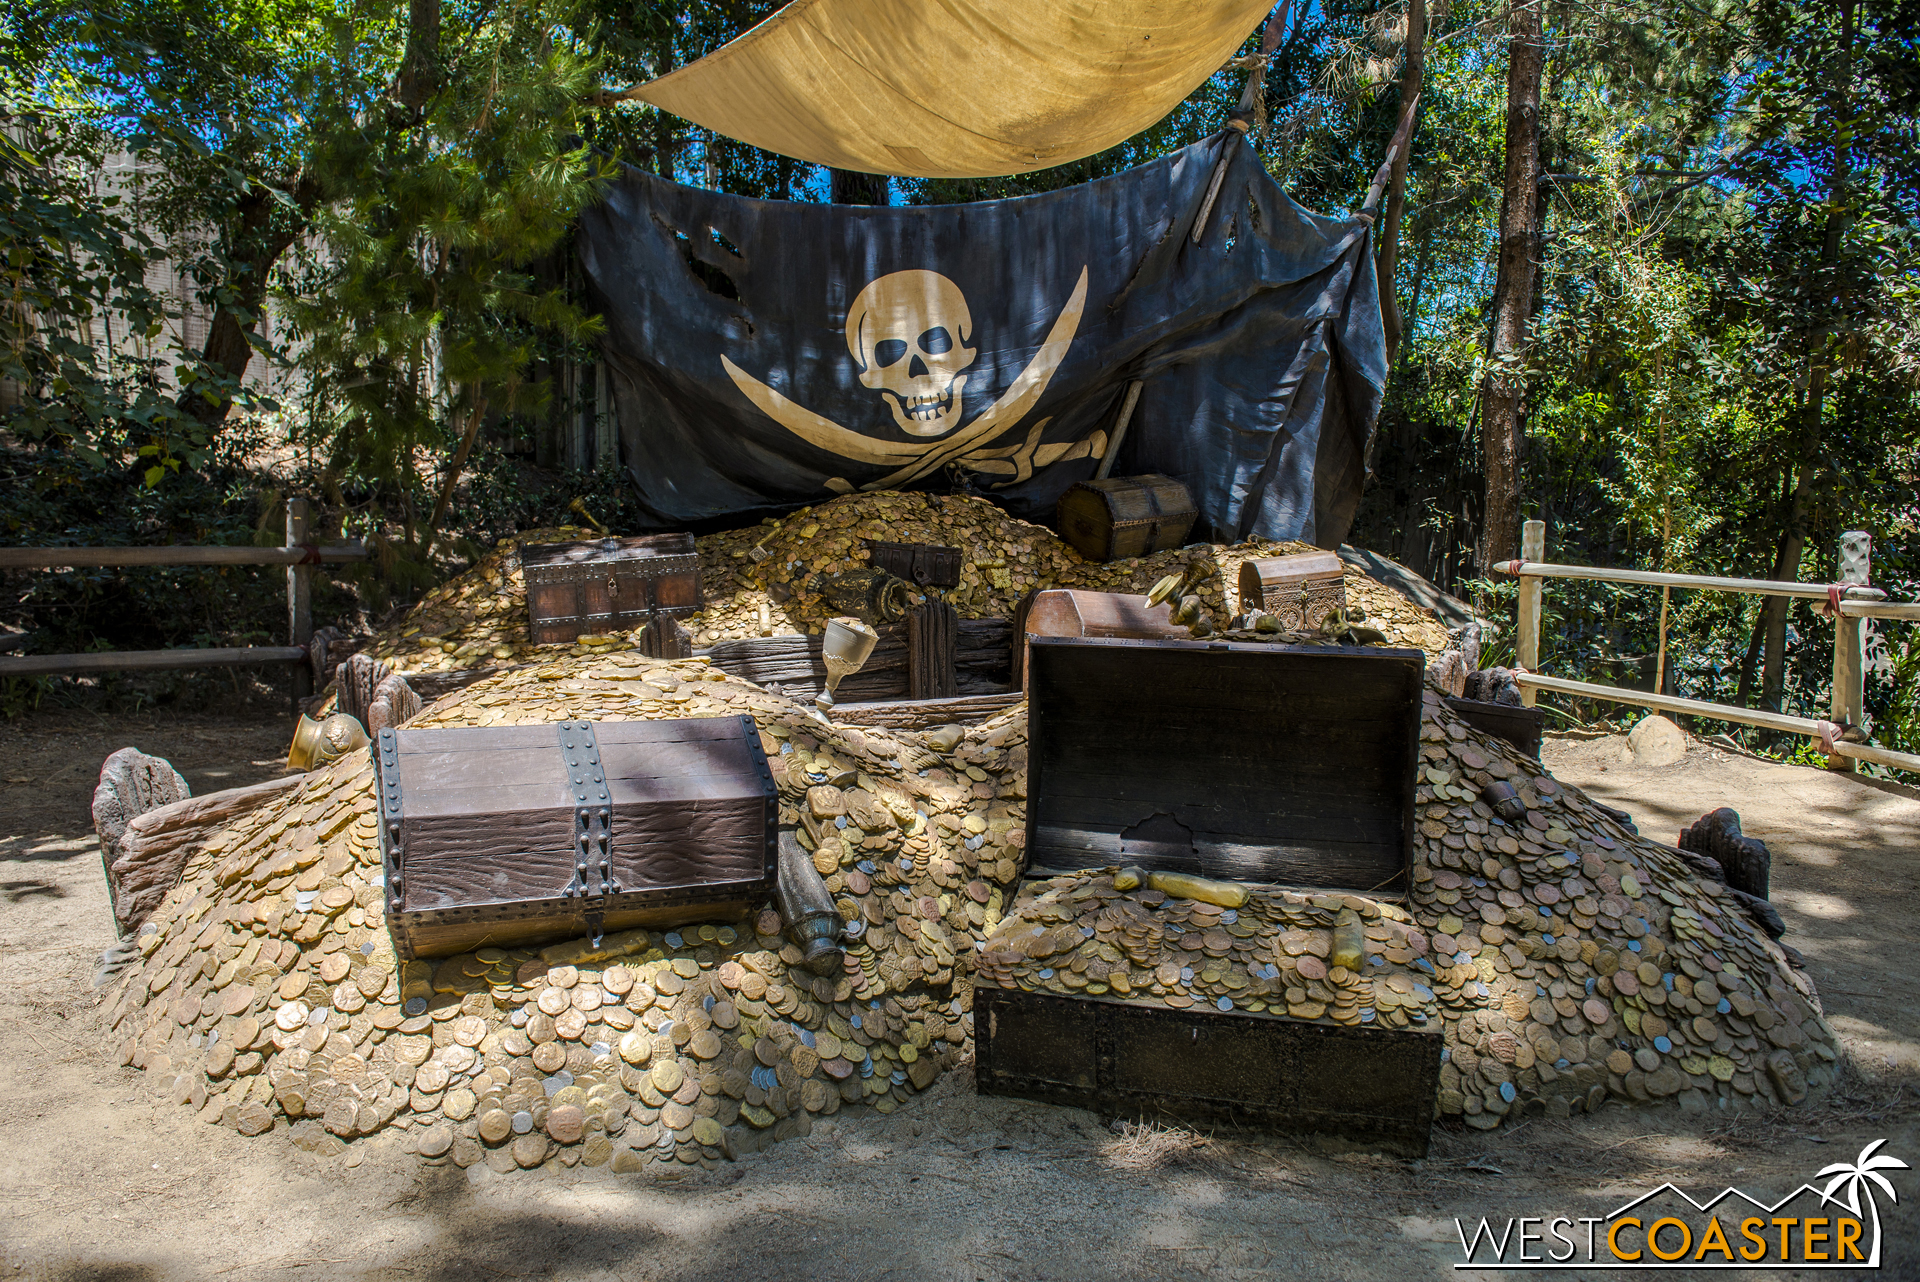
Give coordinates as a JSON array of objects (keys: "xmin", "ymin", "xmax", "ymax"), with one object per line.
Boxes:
[
  {"xmin": 1237, "ymin": 551, "xmax": 1349, "ymax": 632},
  {"xmin": 521, "ymin": 534, "xmax": 703, "ymax": 645},
  {"xmin": 374, "ymin": 716, "xmax": 776, "ymax": 959},
  {"xmin": 975, "ymin": 607, "xmax": 1442, "ymax": 1155},
  {"xmin": 1055, "ymin": 474, "xmax": 1197, "ymax": 562}
]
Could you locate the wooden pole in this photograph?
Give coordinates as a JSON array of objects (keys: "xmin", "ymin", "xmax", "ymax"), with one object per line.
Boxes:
[
  {"xmin": 1516, "ymin": 519, "xmax": 1544, "ymax": 707},
  {"xmin": 287, "ymin": 497, "xmax": 312, "ymax": 707},
  {"xmin": 1829, "ymin": 530, "xmax": 1870, "ymax": 771},
  {"xmin": 1095, "ymin": 382, "xmax": 1143, "ymax": 480}
]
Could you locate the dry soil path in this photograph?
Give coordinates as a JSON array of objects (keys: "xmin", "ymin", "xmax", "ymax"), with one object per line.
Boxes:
[{"xmin": 1, "ymin": 714, "xmax": 1915, "ymax": 1282}]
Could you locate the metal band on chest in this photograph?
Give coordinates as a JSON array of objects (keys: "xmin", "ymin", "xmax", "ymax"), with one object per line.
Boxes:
[
  {"xmin": 558, "ymin": 721, "xmax": 616, "ymax": 945},
  {"xmin": 377, "ymin": 727, "xmax": 404, "ymax": 909}
]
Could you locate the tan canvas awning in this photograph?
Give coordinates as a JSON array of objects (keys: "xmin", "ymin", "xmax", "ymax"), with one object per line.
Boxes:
[{"xmin": 629, "ymin": 0, "xmax": 1274, "ymax": 179}]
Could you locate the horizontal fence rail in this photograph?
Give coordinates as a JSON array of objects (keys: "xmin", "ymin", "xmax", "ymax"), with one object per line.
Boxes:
[
  {"xmin": 1514, "ymin": 673, "xmax": 1920, "ymax": 774},
  {"xmin": 1497, "ymin": 523, "xmax": 1917, "ymax": 775},
  {"xmin": 0, "ymin": 543, "xmax": 366, "ymax": 570},
  {"xmin": 1, "ymin": 500, "xmax": 359, "ymax": 700},
  {"xmin": 0, "ymin": 646, "xmax": 308, "ymax": 677},
  {"xmin": 1498, "ymin": 559, "xmax": 1887, "ymax": 601}
]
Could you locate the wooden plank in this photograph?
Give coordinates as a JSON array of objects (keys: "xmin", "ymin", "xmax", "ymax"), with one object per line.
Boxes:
[
  {"xmin": 1498, "ymin": 558, "xmax": 1887, "ymax": 601},
  {"xmin": 908, "ymin": 600, "xmax": 959, "ymax": 700},
  {"xmin": 0, "ymin": 543, "xmax": 368, "ymax": 569},
  {"xmin": 975, "ymin": 986, "xmax": 1439, "ymax": 1157},
  {"xmin": 1516, "ymin": 673, "xmax": 1920, "ymax": 773},
  {"xmin": 828, "ymin": 693, "xmax": 1023, "ymax": 729},
  {"xmin": 0, "ymin": 646, "xmax": 307, "ymax": 677}
]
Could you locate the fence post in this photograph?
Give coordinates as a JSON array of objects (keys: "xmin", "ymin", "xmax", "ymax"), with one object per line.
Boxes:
[
  {"xmin": 1516, "ymin": 519, "xmax": 1545, "ymax": 708},
  {"xmin": 287, "ymin": 497, "xmax": 313, "ymax": 708},
  {"xmin": 1828, "ymin": 530, "xmax": 1870, "ymax": 771}
]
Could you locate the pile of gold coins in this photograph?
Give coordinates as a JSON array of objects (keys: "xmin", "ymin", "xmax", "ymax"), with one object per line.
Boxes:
[
  {"xmin": 362, "ymin": 494, "xmax": 1452, "ymax": 676},
  {"xmin": 103, "ymin": 645, "xmax": 1835, "ymax": 1174}
]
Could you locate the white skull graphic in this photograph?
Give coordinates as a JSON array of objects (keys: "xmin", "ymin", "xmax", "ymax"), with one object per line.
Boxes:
[{"xmin": 846, "ymin": 270, "xmax": 978, "ymax": 437}]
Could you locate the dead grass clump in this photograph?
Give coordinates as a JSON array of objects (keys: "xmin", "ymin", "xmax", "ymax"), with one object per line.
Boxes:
[{"xmin": 1100, "ymin": 1119, "xmax": 1216, "ymax": 1172}]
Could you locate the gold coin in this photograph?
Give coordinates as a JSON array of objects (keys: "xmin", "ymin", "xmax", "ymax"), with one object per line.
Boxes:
[{"xmin": 532, "ymin": 1042, "xmax": 567, "ymax": 1072}]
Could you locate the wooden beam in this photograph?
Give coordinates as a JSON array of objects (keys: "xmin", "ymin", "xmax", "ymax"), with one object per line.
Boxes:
[
  {"xmin": 1515, "ymin": 672, "xmax": 1920, "ymax": 773},
  {"xmin": 830, "ymin": 693, "xmax": 1023, "ymax": 730},
  {"xmin": 1497, "ymin": 560, "xmax": 1887, "ymax": 601},
  {"xmin": 0, "ymin": 646, "xmax": 307, "ymax": 677},
  {"xmin": 0, "ymin": 543, "xmax": 368, "ymax": 569}
]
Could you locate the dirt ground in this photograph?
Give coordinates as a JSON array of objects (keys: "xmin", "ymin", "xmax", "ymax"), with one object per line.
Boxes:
[{"xmin": 2, "ymin": 709, "xmax": 1916, "ymax": 1282}]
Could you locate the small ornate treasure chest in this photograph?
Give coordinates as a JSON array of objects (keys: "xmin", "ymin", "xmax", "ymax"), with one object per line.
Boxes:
[
  {"xmin": 521, "ymin": 534, "xmax": 703, "ymax": 645},
  {"xmin": 1237, "ymin": 551, "xmax": 1349, "ymax": 631},
  {"xmin": 1055, "ymin": 474, "xmax": 1197, "ymax": 562},
  {"xmin": 374, "ymin": 717, "xmax": 776, "ymax": 959},
  {"xmin": 861, "ymin": 539, "xmax": 963, "ymax": 589}
]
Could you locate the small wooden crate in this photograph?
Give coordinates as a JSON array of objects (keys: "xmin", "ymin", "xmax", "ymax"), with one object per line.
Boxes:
[
  {"xmin": 1444, "ymin": 695, "xmax": 1545, "ymax": 759},
  {"xmin": 1237, "ymin": 551, "xmax": 1348, "ymax": 631},
  {"xmin": 522, "ymin": 534, "xmax": 703, "ymax": 645},
  {"xmin": 374, "ymin": 716, "xmax": 776, "ymax": 959},
  {"xmin": 976, "ymin": 623, "xmax": 1439, "ymax": 1152},
  {"xmin": 862, "ymin": 539, "xmax": 962, "ymax": 588},
  {"xmin": 1056, "ymin": 474, "xmax": 1197, "ymax": 562}
]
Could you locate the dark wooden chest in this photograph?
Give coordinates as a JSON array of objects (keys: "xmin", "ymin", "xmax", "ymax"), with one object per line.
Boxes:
[
  {"xmin": 1056, "ymin": 474, "xmax": 1197, "ymax": 562},
  {"xmin": 1237, "ymin": 551, "xmax": 1348, "ymax": 631},
  {"xmin": 522, "ymin": 534, "xmax": 703, "ymax": 645},
  {"xmin": 975, "ymin": 620, "xmax": 1440, "ymax": 1153},
  {"xmin": 862, "ymin": 539, "xmax": 963, "ymax": 588},
  {"xmin": 374, "ymin": 716, "xmax": 776, "ymax": 959}
]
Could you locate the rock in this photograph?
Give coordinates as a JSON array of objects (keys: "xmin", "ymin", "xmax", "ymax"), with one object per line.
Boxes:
[
  {"xmin": 92, "ymin": 748, "xmax": 190, "ymax": 931},
  {"xmin": 1730, "ymin": 888, "xmax": 1787, "ymax": 940},
  {"xmin": 1680, "ymin": 808, "xmax": 1770, "ymax": 898},
  {"xmin": 1766, "ymin": 1050, "xmax": 1809, "ymax": 1105},
  {"xmin": 1626, "ymin": 714, "xmax": 1688, "ymax": 766}
]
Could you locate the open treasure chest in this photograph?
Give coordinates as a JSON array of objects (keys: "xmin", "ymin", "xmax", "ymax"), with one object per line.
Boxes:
[
  {"xmin": 974, "ymin": 590, "xmax": 1443, "ymax": 1155},
  {"xmin": 374, "ymin": 716, "xmax": 777, "ymax": 960},
  {"xmin": 521, "ymin": 534, "xmax": 703, "ymax": 645}
]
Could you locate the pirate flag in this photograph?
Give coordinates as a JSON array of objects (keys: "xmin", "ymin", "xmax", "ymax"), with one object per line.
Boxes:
[{"xmin": 576, "ymin": 132, "xmax": 1387, "ymax": 543}]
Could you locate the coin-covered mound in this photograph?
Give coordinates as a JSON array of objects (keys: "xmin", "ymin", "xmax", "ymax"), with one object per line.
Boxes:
[
  {"xmin": 363, "ymin": 494, "xmax": 1452, "ymax": 676},
  {"xmin": 101, "ymin": 651, "xmax": 1024, "ymax": 1173},
  {"xmin": 100, "ymin": 653, "xmax": 1829, "ymax": 1173},
  {"xmin": 975, "ymin": 687, "xmax": 1839, "ymax": 1127}
]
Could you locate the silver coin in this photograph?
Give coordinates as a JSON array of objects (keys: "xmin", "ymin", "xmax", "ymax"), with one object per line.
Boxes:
[
  {"xmin": 511, "ymin": 1110, "xmax": 534, "ymax": 1134},
  {"xmin": 306, "ymin": 1007, "xmax": 329, "ymax": 1026},
  {"xmin": 542, "ymin": 1071, "xmax": 574, "ymax": 1097},
  {"xmin": 403, "ymin": 998, "xmax": 427, "ymax": 1017},
  {"xmin": 591, "ymin": 1042, "xmax": 611, "ymax": 1058},
  {"xmin": 510, "ymin": 1007, "xmax": 530, "ymax": 1028}
]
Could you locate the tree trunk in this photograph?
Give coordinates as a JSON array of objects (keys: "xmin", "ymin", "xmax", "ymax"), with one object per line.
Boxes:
[
  {"xmin": 1474, "ymin": 0, "xmax": 1544, "ymax": 570},
  {"xmin": 178, "ymin": 176, "xmax": 316, "ymax": 430},
  {"xmin": 396, "ymin": 0, "xmax": 441, "ymax": 110},
  {"xmin": 1375, "ymin": 0, "xmax": 1426, "ymax": 365},
  {"xmin": 830, "ymin": 169, "xmax": 889, "ymax": 205},
  {"xmin": 1757, "ymin": 0, "xmax": 1855, "ymax": 713}
]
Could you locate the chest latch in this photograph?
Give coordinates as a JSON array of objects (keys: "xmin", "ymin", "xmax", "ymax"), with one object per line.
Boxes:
[{"xmin": 557, "ymin": 720, "xmax": 616, "ymax": 945}]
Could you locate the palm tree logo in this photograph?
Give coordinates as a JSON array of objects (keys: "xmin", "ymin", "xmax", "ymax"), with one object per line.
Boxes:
[{"xmin": 1817, "ymin": 1139, "xmax": 1910, "ymax": 1266}]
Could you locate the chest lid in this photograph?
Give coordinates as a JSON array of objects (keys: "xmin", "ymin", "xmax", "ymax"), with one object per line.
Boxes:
[
  {"xmin": 520, "ymin": 533, "xmax": 697, "ymax": 572},
  {"xmin": 376, "ymin": 716, "xmax": 776, "ymax": 921},
  {"xmin": 1024, "ymin": 633, "xmax": 1423, "ymax": 895}
]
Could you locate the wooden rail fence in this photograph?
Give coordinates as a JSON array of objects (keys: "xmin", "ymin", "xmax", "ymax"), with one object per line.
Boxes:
[
  {"xmin": 1497, "ymin": 520, "xmax": 1919, "ymax": 774},
  {"xmin": 0, "ymin": 499, "xmax": 367, "ymax": 700}
]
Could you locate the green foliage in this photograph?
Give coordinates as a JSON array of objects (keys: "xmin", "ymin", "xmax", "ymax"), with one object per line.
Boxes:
[{"xmin": 280, "ymin": 0, "xmax": 606, "ymax": 570}]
